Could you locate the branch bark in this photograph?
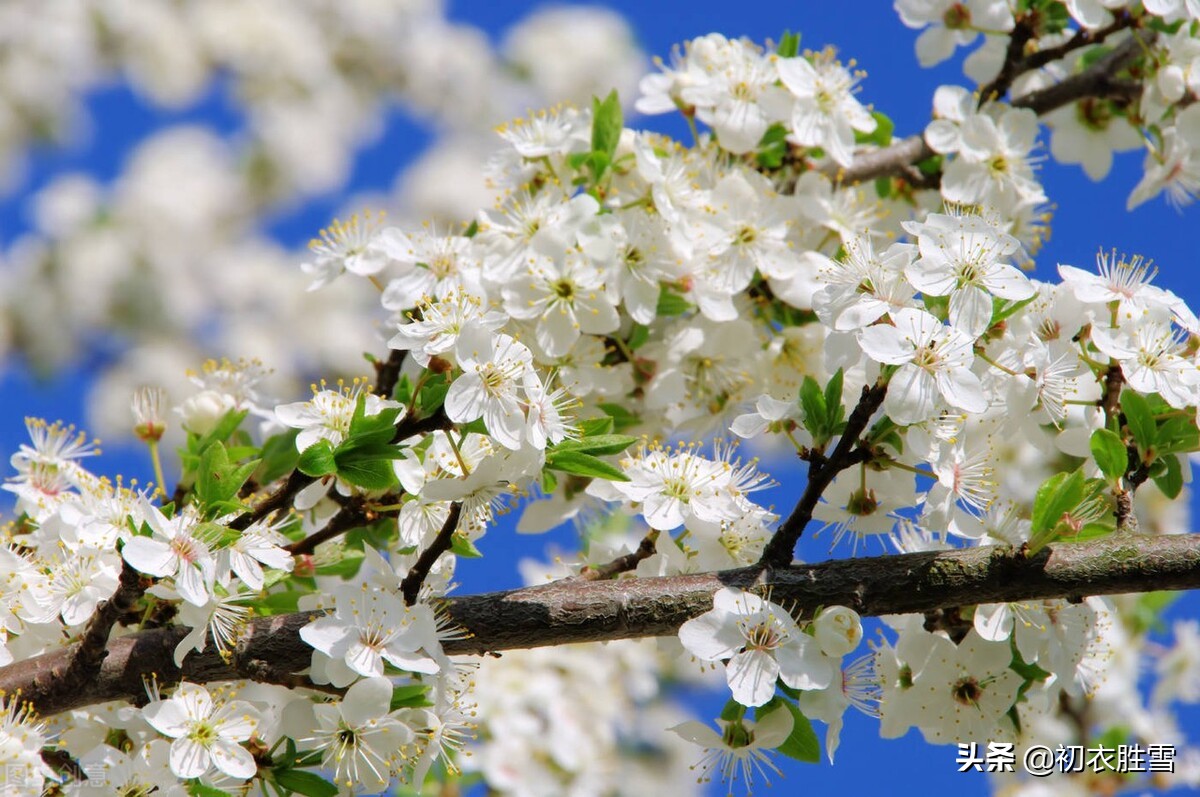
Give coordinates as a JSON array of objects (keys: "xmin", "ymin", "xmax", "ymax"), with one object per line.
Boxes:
[
  {"xmin": 9, "ymin": 531, "xmax": 1200, "ymax": 717},
  {"xmin": 828, "ymin": 29, "xmax": 1154, "ymax": 186}
]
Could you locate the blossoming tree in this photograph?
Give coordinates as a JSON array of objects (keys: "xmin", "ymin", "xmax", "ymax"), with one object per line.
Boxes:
[{"xmin": 4, "ymin": 1, "xmax": 1200, "ymax": 796}]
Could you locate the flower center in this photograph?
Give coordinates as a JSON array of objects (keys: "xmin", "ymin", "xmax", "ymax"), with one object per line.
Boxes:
[
  {"xmin": 952, "ymin": 676, "xmax": 983, "ymax": 707},
  {"xmin": 744, "ymin": 622, "xmax": 782, "ymax": 651}
]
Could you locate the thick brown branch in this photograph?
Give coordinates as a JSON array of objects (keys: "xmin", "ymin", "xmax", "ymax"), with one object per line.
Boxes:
[
  {"xmin": 9, "ymin": 532, "xmax": 1200, "ymax": 717},
  {"xmin": 759, "ymin": 380, "xmax": 888, "ymax": 568},
  {"xmin": 400, "ymin": 502, "xmax": 463, "ymax": 605},
  {"xmin": 48, "ymin": 562, "xmax": 144, "ymax": 705}
]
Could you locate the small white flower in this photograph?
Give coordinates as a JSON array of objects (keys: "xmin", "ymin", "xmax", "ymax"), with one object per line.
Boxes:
[
  {"xmin": 445, "ymin": 328, "xmax": 536, "ymax": 450},
  {"xmin": 813, "ymin": 606, "xmax": 863, "ymax": 658},
  {"xmin": 300, "ymin": 585, "xmax": 444, "ymax": 687},
  {"xmin": 142, "ymin": 682, "xmax": 259, "ymax": 781},
  {"xmin": 301, "ymin": 676, "xmax": 415, "ymax": 794},
  {"xmin": 121, "ymin": 502, "xmax": 216, "ymax": 606},
  {"xmin": 858, "ymin": 308, "xmax": 987, "ymax": 425},
  {"xmin": 679, "ymin": 587, "xmax": 832, "ymax": 707},
  {"xmin": 777, "ymin": 53, "xmax": 876, "ymax": 167},
  {"xmin": 670, "ymin": 708, "xmax": 793, "ymax": 793},
  {"xmin": 275, "ymin": 379, "xmax": 404, "ymax": 453}
]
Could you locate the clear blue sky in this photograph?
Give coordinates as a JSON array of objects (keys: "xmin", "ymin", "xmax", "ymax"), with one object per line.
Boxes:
[{"xmin": 0, "ymin": 2, "xmax": 1196, "ymax": 796}]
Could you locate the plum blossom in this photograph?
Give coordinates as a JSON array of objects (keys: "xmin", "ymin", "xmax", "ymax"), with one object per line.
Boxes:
[
  {"xmin": 670, "ymin": 709, "xmax": 793, "ymax": 792},
  {"xmin": 300, "ymin": 585, "xmax": 445, "ymax": 687},
  {"xmin": 679, "ymin": 587, "xmax": 832, "ymax": 707},
  {"xmin": 858, "ymin": 308, "xmax": 987, "ymax": 425},
  {"xmin": 121, "ymin": 502, "xmax": 216, "ymax": 606},
  {"xmin": 902, "ymin": 210, "xmax": 1033, "ymax": 339},
  {"xmin": 445, "ymin": 327, "xmax": 536, "ymax": 450},
  {"xmin": 142, "ymin": 682, "xmax": 260, "ymax": 781},
  {"xmin": 777, "ymin": 52, "xmax": 876, "ymax": 167},
  {"xmin": 301, "ymin": 676, "xmax": 415, "ymax": 793}
]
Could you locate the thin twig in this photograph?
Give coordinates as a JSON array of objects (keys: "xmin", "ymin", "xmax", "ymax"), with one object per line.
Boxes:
[
  {"xmin": 828, "ymin": 28, "xmax": 1154, "ymax": 187},
  {"xmin": 578, "ymin": 531, "xmax": 660, "ymax": 581},
  {"xmin": 285, "ymin": 502, "xmax": 370, "ymax": 556},
  {"xmin": 758, "ymin": 380, "xmax": 888, "ymax": 568},
  {"xmin": 374, "ymin": 348, "xmax": 408, "ymax": 401},
  {"xmin": 401, "ymin": 503, "xmax": 463, "ymax": 605}
]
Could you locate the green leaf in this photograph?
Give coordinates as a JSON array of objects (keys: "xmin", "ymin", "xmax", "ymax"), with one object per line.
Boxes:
[
  {"xmin": 545, "ymin": 450, "xmax": 630, "ymax": 482},
  {"xmin": 1121, "ymin": 389, "xmax": 1157, "ymax": 451},
  {"xmin": 551, "ymin": 434, "xmax": 638, "ymax": 457},
  {"xmin": 1154, "ymin": 453, "xmax": 1184, "ymax": 499},
  {"xmin": 335, "ymin": 457, "xmax": 398, "ymax": 491},
  {"xmin": 1030, "ymin": 468, "xmax": 1085, "ymax": 541},
  {"xmin": 627, "ymin": 323, "xmax": 650, "ymax": 351},
  {"xmin": 990, "ymin": 294, "xmax": 1038, "ymax": 327},
  {"xmin": 450, "ymin": 532, "xmax": 483, "ymax": 558},
  {"xmin": 591, "ymin": 90, "xmax": 623, "ymax": 160},
  {"xmin": 1155, "ymin": 414, "xmax": 1199, "ymax": 455},
  {"xmin": 598, "ymin": 403, "xmax": 640, "ymax": 432},
  {"xmin": 390, "ymin": 684, "xmax": 433, "ymax": 710},
  {"xmin": 187, "ymin": 783, "xmax": 235, "ymax": 797},
  {"xmin": 316, "ymin": 548, "xmax": 365, "ymax": 578},
  {"xmin": 824, "ymin": 368, "xmax": 845, "ymax": 427},
  {"xmin": 656, "ymin": 285, "xmax": 694, "ymax": 316},
  {"xmin": 718, "ymin": 698, "xmax": 745, "ymax": 722},
  {"xmin": 255, "ymin": 429, "xmax": 300, "ymax": 485},
  {"xmin": 578, "ymin": 416, "xmax": 615, "ymax": 437},
  {"xmin": 191, "ymin": 409, "xmax": 249, "ymax": 451},
  {"xmin": 854, "ymin": 111, "xmax": 893, "ymax": 147},
  {"xmin": 273, "ymin": 769, "xmax": 339, "ymax": 797},
  {"xmin": 776, "ymin": 30, "xmax": 800, "ymax": 58},
  {"xmin": 754, "ymin": 123, "xmax": 790, "ymax": 170},
  {"xmin": 1130, "ymin": 590, "xmax": 1181, "ymax": 634},
  {"xmin": 297, "ymin": 440, "xmax": 337, "ymax": 477},
  {"xmin": 798, "ymin": 376, "xmax": 826, "ymax": 434},
  {"xmin": 1089, "ymin": 428, "xmax": 1128, "ymax": 483},
  {"xmin": 763, "ymin": 700, "xmax": 820, "ymax": 763},
  {"xmin": 195, "ymin": 441, "xmax": 230, "ymax": 506}
]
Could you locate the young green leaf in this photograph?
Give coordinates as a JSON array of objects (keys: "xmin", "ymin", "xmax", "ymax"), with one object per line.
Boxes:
[
  {"xmin": 545, "ymin": 450, "xmax": 630, "ymax": 482},
  {"xmin": 273, "ymin": 769, "xmax": 339, "ymax": 797},
  {"xmin": 1154, "ymin": 453, "xmax": 1184, "ymax": 499},
  {"xmin": 1089, "ymin": 428, "xmax": 1128, "ymax": 483},
  {"xmin": 297, "ymin": 440, "xmax": 338, "ymax": 478},
  {"xmin": 765, "ymin": 701, "xmax": 820, "ymax": 763},
  {"xmin": 1120, "ymin": 389, "xmax": 1157, "ymax": 452}
]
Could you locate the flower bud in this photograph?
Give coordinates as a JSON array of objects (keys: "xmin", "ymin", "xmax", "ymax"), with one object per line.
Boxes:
[
  {"xmin": 177, "ymin": 390, "xmax": 235, "ymax": 436},
  {"xmin": 813, "ymin": 605, "xmax": 862, "ymax": 658}
]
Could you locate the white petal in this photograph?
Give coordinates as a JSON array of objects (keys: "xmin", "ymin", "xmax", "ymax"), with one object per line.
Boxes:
[
  {"xmin": 726, "ymin": 649, "xmax": 780, "ymax": 707},
  {"xmin": 168, "ymin": 737, "xmax": 211, "ymax": 779},
  {"xmin": 122, "ymin": 537, "xmax": 176, "ymax": 578},
  {"xmin": 209, "ymin": 739, "xmax": 256, "ymax": 779},
  {"xmin": 937, "ymin": 367, "xmax": 988, "ymax": 414},
  {"xmin": 884, "ymin": 364, "xmax": 938, "ymax": 425}
]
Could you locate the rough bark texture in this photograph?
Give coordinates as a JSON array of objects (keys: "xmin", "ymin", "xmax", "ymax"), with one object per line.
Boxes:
[{"xmin": 6, "ymin": 532, "xmax": 1200, "ymax": 717}]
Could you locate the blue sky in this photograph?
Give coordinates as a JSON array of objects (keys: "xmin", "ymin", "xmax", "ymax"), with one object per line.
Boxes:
[{"xmin": 0, "ymin": 2, "xmax": 1197, "ymax": 796}]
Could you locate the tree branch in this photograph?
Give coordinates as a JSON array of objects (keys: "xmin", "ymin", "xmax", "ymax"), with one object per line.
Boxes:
[
  {"xmin": 829, "ymin": 29, "xmax": 1154, "ymax": 186},
  {"xmin": 400, "ymin": 502, "xmax": 462, "ymax": 604},
  {"xmin": 12, "ymin": 531, "xmax": 1200, "ymax": 717},
  {"xmin": 285, "ymin": 501, "xmax": 370, "ymax": 556},
  {"xmin": 758, "ymin": 380, "xmax": 888, "ymax": 568}
]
